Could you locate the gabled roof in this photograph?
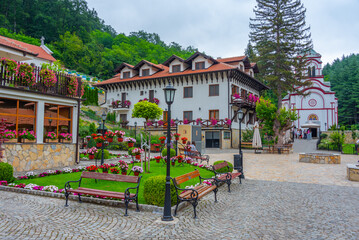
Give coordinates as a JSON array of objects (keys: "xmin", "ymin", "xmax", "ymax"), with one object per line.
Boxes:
[
  {"xmin": 184, "ymin": 51, "xmax": 218, "ymax": 65},
  {"xmin": 250, "ymin": 63, "xmax": 259, "ymax": 73},
  {"xmin": 0, "ymin": 35, "xmax": 56, "ymax": 62},
  {"xmin": 114, "ymin": 63, "xmax": 135, "ymax": 73},
  {"xmin": 133, "ymin": 59, "xmax": 164, "ymax": 71},
  {"xmin": 162, "ymin": 55, "xmax": 185, "ymax": 66},
  {"xmin": 217, "ymin": 56, "xmax": 247, "ymax": 63}
]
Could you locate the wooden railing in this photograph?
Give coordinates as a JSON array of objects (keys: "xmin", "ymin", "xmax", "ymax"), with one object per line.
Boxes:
[
  {"xmin": 0, "ymin": 63, "xmax": 82, "ymax": 98},
  {"xmin": 144, "ymin": 119, "xmax": 231, "ymax": 129},
  {"xmin": 112, "ymin": 101, "xmax": 130, "ymax": 109}
]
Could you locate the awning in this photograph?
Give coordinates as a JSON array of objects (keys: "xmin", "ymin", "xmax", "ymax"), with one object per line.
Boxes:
[{"xmin": 301, "ymin": 120, "xmax": 320, "ymax": 128}]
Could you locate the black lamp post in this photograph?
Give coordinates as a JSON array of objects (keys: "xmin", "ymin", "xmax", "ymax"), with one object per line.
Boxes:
[
  {"xmin": 134, "ymin": 122, "xmax": 137, "ymax": 139},
  {"xmin": 234, "ymin": 109, "xmax": 244, "ymax": 175},
  {"xmin": 100, "ymin": 112, "xmax": 106, "ymax": 165},
  {"xmin": 162, "ymin": 81, "xmax": 176, "ymax": 222}
]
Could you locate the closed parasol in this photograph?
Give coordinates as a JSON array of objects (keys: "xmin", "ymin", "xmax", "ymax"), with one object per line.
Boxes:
[{"xmin": 252, "ymin": 121, "xmax": 262, "ymax": 149}]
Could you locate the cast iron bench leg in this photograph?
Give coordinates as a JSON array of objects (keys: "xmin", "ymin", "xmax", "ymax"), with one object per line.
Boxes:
[
  {"xmin": 174, "ymin": 199, "xmax": 180, "ymax": 216},
  {"xmin": 136, "ymin": 198, "xmax": 140, "ymax": 212},
  {"xmin": 213, "ymin": 188, "xmax": 218, "ymax": 202},
  {"xmin": 64, "ymin": 191, "xmax": 69, "ymax": 207},
  {"xmin": 124, "ymin": 199, "xmax": 129, "ymax": 216},
  {"xmin": 78, "ymin": 194, "xmax": 82, "ymax": 203},
  {"xmin": 192, "ymin": 200, "xmax": 198, "ymax": 219}
]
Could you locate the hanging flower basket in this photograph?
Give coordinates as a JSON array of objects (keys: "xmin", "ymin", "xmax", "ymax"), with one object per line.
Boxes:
[
  {"xmin": 89, "ymin": 154, "xmax": 95, "ymax": 160},
  {"xmin": 107, "ymin": 138, "xmax": 113, "ymax": 143},
  {"xmin": 96, "ymin": 142, "xmax": 102, "ymax": 148},
  {"xmin": 121, "ymin": 171, "xmax": 127, "ymax": 175},
  {"xmin": 134, "ymin": 172, "xmax": 140, "ymax": 176},
  {"xmin": 171, "ymin": 161, "xmax": 175, "ymax": 166},
  {"xmin": 128, "ymin": 142, "xmax": 134, "ymax": 147},
  {"xmin": 135, "ymin": 154, "xmax": 141, "ymax": 160},
  {"xmin": 181, "ymin": 137, "xmax": 188, "ymax": 144},
  {"xmin": 118, "ymin": 137, "xmax": 123, "ymax": 142}
]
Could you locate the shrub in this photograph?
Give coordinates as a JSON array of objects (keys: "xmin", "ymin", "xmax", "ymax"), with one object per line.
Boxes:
[
  {"xmin": 320, "ymin": 133, "xmax": 328, "ymax": 139},
  {"xmin": 143, "ymin": 175, "xmax": 177, "ymax": 206},
  {"xmin": 213, "ymin": 160, "xmax": 233, "ymax": 173},
  {"xmin": 0, "ymin": 162, "xmax": 15, "ymax": 182},
  {"xmin": 94, "ymin": 149, "xmax": 111, "ymax": 159},
  {"xmin": 242, "ymin": 128, "xmax": 254, "ymax": 142},
  {"xmin": 161, "ymin": 148, "xmax": 176, "ymax": 158}
]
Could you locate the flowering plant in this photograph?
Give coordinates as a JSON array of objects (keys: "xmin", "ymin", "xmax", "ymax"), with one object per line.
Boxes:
[
  {"xmin": 124, "ymin": 100, "xmax": 131, "ymax": 107},
  {"xmin": 233, "ymin": 93, "xmax": 241, "ymax": 99},
  {"xmin": 45, "ymin": 132, "xmax": 56, "ymax": 140},
  {"xmin": 211, "ymin": 118, "xmax": 218, "ymax": 126},
  {"xmin": 185, "ymin": 145, "xmax": 192, "ymax": 151},
  {"xmin": 124, "ymin": 137, "xmax": 136, "ymax": 143},
  {"xmin": 17, "ymin": 62, "xmax": 36, "ymax": 86},
  {"xmin": 99, "ymin": 164, "xmax": 111, "ymax": 171},
  {"xmin": 40, "ymin": 68, "xmax": 57, "ymax": 87},
  {"xmin": 183, "ymin": 119, "xmax": 190, "ymax": 124},
  {"xmin": 19, "ymin": 129, "xmax": 36, "ymax": 140},
  {"xmin": 158, "ymin": 120, "xmax": 164, "ymax": 126},
  {"xmin": 224, "ymin": 118, "xmax": 232, "ymax": 126},
  {"xmin": 86, "ymin": 147, "xmax": 98, "ymax": 155},
  {"xmin": 181, "ymin": 137, "xmax": 188, "ymax": 141},
  {"xmin": 115, "ymin": 130, "xmax": 125, "ymax": 137},
  {"xmin": 68, "ymin": 76, "xmax": 79, "ymax": 96},
  {"xmin": 118, "ymin": 160, "xmax": 128, "ymax": 171},
  {"xmin": 86, "ymin": 165, "xmax": 98, "ymax": 172},
  {"xmin": 1, "ymin": 58, "xmax": 18, "ymax": 75},
  {"xmin": 154, "ymin": 156, "xmax": 162, "ymax": 161},
  {"xmin": 105, "ymin": 131, "xmax": 115, "ymax": 138},
  {"xmin": 196, "ymin": 118, "xmax": 202, "ymax": 125},
  {"xmin": 131, "ymin": 148, "xmax": 143, "ymax": 155},
  {"xmin": 112, "ymin": 100, "xmax": 121, "ymax": 108},
  {"xmin": 94, "ymin": 136, "xmax": 105, "ymax": 143},
  {"xmin": 4, "ymin": 129, "xmax": 16, "ymax": 139},
  {"xmin": 110, "ymin": 168, "xmax": 120, "ymax": 174},
  {"xmin": 131, "ymin": 166, "xmax": 143, "ymax": 173},
  {"xmin": 174, "ymin": 133, "xmax": 181, "ymax": 138},
  {"xmin": 170, "ymin": 119, "xmax": 176, "ymax": 127},
  {"xmin": 59, "ymin": 133, "xmax": 72, "ymax": 141},
  {"xmin": 152, "ymin": 98, "xmax": 159, "ymax": 104},
  {"xmin": 146, "ymin": 120, "xmax": 153, "ymax": 126},
  {"xmin": 159, "ymin": 136, "xmax": 166, "ymax": 141}
]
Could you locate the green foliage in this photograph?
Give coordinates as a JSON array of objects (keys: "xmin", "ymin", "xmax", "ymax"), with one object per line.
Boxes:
[
  {"xmin": 323, "ymin": 54, "xmax": 359, "ymax": 126},
  {"xmin": 82, "ymin": 109, "xmax": 101, "ymax": 121},
  {"xmin": 89, "ymin": 123, "xmax": 97, "ymax": 134},
  {"xmin": 128, "ymin": 147, "xmax": 136, "ymax": 156},
  {"xmin": 320, "ymin": 133, "xmax": 328, "ymax": 139},
  {"xmin": 329, "ymin": 132, "xmax": 345, "ymax": 147},
  {"xmin": 242, "ymin": 128, "xmax": 254, "ymax": 142},
  {"xmin": 0, "ymin": 162, "xmax": 15, "ymax": 182},
  {"xmin": 132, "ymin": 101, "xmax": 163, "ymax": 121},
  {"xmin": 143, "ymin": 175, "xmax": 177, "ymax": 206},
  {"xmin": 161, "ymin": 148, "xmax": 176, "ymax": 158},
  {"xmin": 82, "ymin": 86, "xmax": 99, "ymax": 106},
  {"xmin": 213, "ymin": 161, "xmax": 233, "ymax": 174},
  {"xmin": 79, "ymin": 125, "xmax": 90, "ymax": 138},
  {"xmin": 94, "ymin": 149, "xmax": 111, "ymax": 159},
  {"xmin": 106, "ymin": 112, "xmax": 116, "ymax": 123}
]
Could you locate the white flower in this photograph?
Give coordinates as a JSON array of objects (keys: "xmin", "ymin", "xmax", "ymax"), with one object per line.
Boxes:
[
  {"xmin": 8, "ymin": 183, "xmax": 16, "ymax": 186},
  {"xmin": 25, "ymin": 171, "xmax": 36, "ymax": 177},
  {"xmin": 77, "ymin": 166, "xmax": 86, "ymax": 170},
  {"xmin": 43, "ymin": 185, "xmax": 59, "ymax": 192},
  {"xmin": 63, "ymin": 167, "xmax": 72, "ymax": 173},
  {"xmin": 47, "ymin": 170, "xmax": 56, "ymax": 174},
  {"xmin": 24, "ymin": 183, "xmax": 38, "ymax": 190}
]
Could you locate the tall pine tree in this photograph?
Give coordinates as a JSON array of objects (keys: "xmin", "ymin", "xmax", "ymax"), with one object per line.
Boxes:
[{"xmin": 249, "ymin": 0, "xmax": 312, "ymax": 146}]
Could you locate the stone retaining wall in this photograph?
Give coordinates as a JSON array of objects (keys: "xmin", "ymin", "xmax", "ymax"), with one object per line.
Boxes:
[
  {"xmin": 299, "ymin": 153, "xmax": 341, "ymax": 164},
  {"xmin": 3, "ymin": 143, "xmax": 76, "ymax": 172}
]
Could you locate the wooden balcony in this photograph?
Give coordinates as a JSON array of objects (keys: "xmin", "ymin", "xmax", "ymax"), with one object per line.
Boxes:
[{"xmin": 144, "ymin": 119, "xmax": 231, "ymax": 129}]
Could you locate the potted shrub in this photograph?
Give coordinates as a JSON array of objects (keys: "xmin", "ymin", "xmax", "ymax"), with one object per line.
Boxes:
[
  {"xmin": 45, "ymin": 132, "xmax": 57, "ymax": 143},
  {"xmin": 173, "ymin": 133, "xmax": 181, "ymax": 141},
  {"xmin": 115, "ymin": 130, "xmax": 125, "ymax": 142},
  {"xmin": 4, "ymin": 129, "xmax": 17, "ymax": 143},
  {"xmin": 131, "ymin": 166, "xmax": 143, "ymax": 176},
  {"xmin": 154, "ymin": 156, "xmax": 162, "ymax": 163},
  {"xmin": 181, "ymin": 137, "xmax": 188, "ymax": 144},
  {"xmin": 125, "ymin": 137, "xmax": 136, "ymax": 147},
  {"xmin": 59, "ymin": 133, "xmax": 72, "ymax": 143},
  {"xmin": 99, "ymin": 164, "xmax": 111, "ymax": 173},
  {"xmin": 170, "ymin": 157, "xmax": 176, "ymax": 166},
  {"xmin": 19, "ymin": 129, "xmax": 36, "ymax": 143},
  {"xmin": 184, "ymin": 157, "xmax": 192, "ymax": 164},
  {"xmin": 118, "ymin": 160, "xmax": 128, "ymax": 175},
  {"xmin": 105, "ymin": 131, "xmax": 115, "ymax": 143},
  {"xmin": 110, "ymin": 167, "xmax": 119, "ymax": 174},
  {"xmin": 154, "ymin": 144, "xmax": 160, "ymax": 152},
  {"xmin": 132, "ymin": 148, "xmax": 143, "ymax": 160},
  {"xmin": 86, "ymin": 165, "xmax": 98, "ymax": 172},
  {"xmin": 86, "ymin": 147, "xmax": 98, "ymax": 160},
  {"xmin": 94, "ymin": 136, "xmax": 105, "ymax": 147},
  {"xmin": 159, "ymin": 136, "xmax": 166, "ymax": 144},
  {"xmin": 177, "ymin": 155, "xmax": 184, "ymax": 163}
]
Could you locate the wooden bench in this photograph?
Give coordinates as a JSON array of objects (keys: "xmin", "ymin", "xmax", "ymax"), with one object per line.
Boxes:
[
  {"xmin": 241, "ymin": 142, "xmax": 253, "ymax": 148},
  {"xmin": 172, "ymin": 169, "xmax": 217, "ymax": 218},
  {"xmin": 178, "ymin": 148, "xmax": 210, "ymax": 165},
  {"xmin": 64, "ymin": 172, "xmax": 142, "ymax": 216},
  {"xmin": 213, "ymin": 161, "xmax": 242, "ymax": 192}
]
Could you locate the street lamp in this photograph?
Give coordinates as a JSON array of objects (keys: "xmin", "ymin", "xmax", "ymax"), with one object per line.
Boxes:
[
  {"xmin": 162, "ymin": 81, "xmax": 176, "ymax": 222},
  {"xmin": 100, "ymin": 112, "xmax": 107, "ymax": 165},
  {"xmin": 134, "ymin": 122, "xmax": 137, "ymax": 139},
  {"xmin": 234, "ymin": 109, "xmax": 244, "ymax": 176}
]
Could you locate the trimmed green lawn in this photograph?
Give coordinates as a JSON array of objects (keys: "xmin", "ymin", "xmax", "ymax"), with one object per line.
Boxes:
[{"xmin": 14, "ymin": 162, "xmax": 215, "ymax": 204}]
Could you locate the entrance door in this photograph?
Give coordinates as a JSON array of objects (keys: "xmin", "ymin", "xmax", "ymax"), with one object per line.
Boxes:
[
  {"xmin": 205, "ymin": 131, "xmax": 220, "ymax": 148},
  {"xmin": 311, "ymin": 128, "xmax": 318, "ymax": 138}
]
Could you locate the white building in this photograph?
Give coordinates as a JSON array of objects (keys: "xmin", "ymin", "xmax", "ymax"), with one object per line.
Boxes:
[
  {"xmin": 282, "ymin": 50, "xmax": 338, "ymax": 137},
  {"xmin": 96, "ymin": 52, "xmax": 268, "ymax": 149}
]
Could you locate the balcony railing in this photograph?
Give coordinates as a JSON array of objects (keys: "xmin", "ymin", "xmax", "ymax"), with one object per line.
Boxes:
[
  {"xmin": 0, "ymin": 62, "xmax": 82, "ymax": 98},
  {"xmin": 111, "ymin": 101, "xmax": 130, "ymax": 109},
  {"xmin": 231, "ymin": 94, "xmax": 258, "ymax": 107},
  {"xmin": 144, "ymin": 119, "xmax": 232, "ymax": 129}
]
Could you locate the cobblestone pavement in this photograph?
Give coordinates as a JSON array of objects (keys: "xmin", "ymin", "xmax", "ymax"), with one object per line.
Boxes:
[{"xmin": 1, "ymin": 179, "xmax": 359, "ymax": 240}]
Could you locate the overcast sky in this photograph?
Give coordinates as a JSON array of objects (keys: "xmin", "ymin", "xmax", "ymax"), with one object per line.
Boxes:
[{"xmin": 86, "ymin": 0, "xmax": 359, "ymax": 65}]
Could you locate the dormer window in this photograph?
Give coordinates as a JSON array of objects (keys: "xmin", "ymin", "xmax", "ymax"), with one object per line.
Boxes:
[
  {"xmin": 240, "ymin": 65, "xmax": 244, "ymax": 71},
  {"xmin": 142, "ymin": 69, "xmax": 150, "ymax": 76},
  {"xmin": 172, "ymin": 64, "xmax": 181, "ymax": 73},
  {"xmin": 123, "ymin": 71, "xmax": 130, "ymax": 79},
  {"xmin": 195, "ymin": 61, "xmax": 205, "ymax": 70}
]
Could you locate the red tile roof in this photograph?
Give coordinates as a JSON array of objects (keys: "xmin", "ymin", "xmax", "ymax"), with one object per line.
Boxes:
[
  {"xmin": 0, "ymin": 35, "xmax": 56, "ymax": 62},
  {"xmin": 96, "ymin": 62, "xmax": 237, "ymax": 86},
  {"xmin": 217, "ymin": 56, "xmax": 246, "ymax": 62}
]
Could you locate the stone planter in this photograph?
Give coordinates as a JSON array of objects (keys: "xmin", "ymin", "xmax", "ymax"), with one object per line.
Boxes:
[
  {"xmin": 347, "ymin": 164, "xmax": 359, "ymax": 181},
  {"xmin": 299, "ymin": 153, "xmax": 341, "ymax": 164}
]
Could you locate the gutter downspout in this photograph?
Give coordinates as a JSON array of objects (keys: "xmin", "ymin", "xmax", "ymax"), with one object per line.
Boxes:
[{"xmin": 75, "ymin": 98, "xmax": 80, "ymax": 164}]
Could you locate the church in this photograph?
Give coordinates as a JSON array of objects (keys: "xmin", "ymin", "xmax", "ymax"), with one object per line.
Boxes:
[{"xmin": 282, "ymin": 50, "xmax": 338, "ymax": 137}]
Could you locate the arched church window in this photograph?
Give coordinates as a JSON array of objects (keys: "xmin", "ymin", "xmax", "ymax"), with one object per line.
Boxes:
[
  {"xmin": 308, "ymin": 67, "xmax": 311, "ymax": 77},
  {"xmin": 312, "ymin": 66, "xmax": 316, "ymax": 77},
  {"xmin": 308, "ymin": 114, "xmax": 318, "ymax": 121}
]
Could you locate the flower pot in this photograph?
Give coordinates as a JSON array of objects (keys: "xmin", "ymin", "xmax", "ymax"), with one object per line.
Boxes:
[
  {"xmin": 135, "ymin": 155, "xmax": 141, "ymax": 160},
  {"xmin": 160, "ymin": 140, "xmax": 165, "ymax": 144},
  {"xmin": 171, "ymin": 161, "xmax": 175, "ymax": 166},
  {"xmin": 21, "ymin": 138, "xmax": 36, "ymax": 143},
  {"xmin": 118, "ymin": 137, "xmax": 123, "ymax": 142},
  {"xmin": 175, "ymin": 137, "xmax": 179, "ymax": 141},
  {"xmin": 86, "ymin": 137, "xmax": 91, "ymax": 141},
  {"xmin": 46, "ymin": 139, "xmax": 58, "ymax": 143},
  {"xmin": 60, "ymin": 139, "xmax": 72, "ymax": 143},
  {"xmin": 83, "ymin": 144, "xmax": 87, "ymax": 148},
  {"xmin": 155, "ymin": 148, "xmax": 160, "ymax": 152},
  {"xmin": 6, "ymin": 139, "xmax": 18, "ymax": 143},
  {"xmin": 89, "ymin": 154, "xmax": 95, "ymax": 160},
  {"xmin": 108, "ymin": 138, "xmax": 113, "ymax": 143},
  {"xmin": 134, "ymin": 172, "xmax": 140, "ymax": 176},
  {"xmin": 178, "ymin": 160, "xmax": 182, "ymax": 163},
  {"xmin": 186, "ymin": 160, "xmax": 191, "ymax": 164},
  {"xmin": 96, "ymin": 142, "xmax": 102, "ymax": 148},
  {"xmin": 156, "ymin": 159, "xmax": 160, "ymax": 163},
  {"xmin": 121, "ymin": 171, "xmax": 127, "ymax": 175},
  {"xmin": 182, "ymin": 140, "xmax": 187, "ymax": 144},
  {"xmin": 128, "ymin": 142, "xmax": 134, "ymax": 147},
  {"xmin": 102, "ymin": 170, "xmax": 108, "ymax": 174}
]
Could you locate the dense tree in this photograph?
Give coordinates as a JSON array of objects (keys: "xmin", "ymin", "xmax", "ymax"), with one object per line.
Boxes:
[
  {"xmin": 249, "ymin": 0, "xmax": 312, "ymax": 146},
  {"xmin": 323, "ymin": 54, "xmax": 359, "ymax": 126}
]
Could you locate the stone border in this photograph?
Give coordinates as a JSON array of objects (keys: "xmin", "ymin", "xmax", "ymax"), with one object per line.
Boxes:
[{"xmin": 0, "ymin": 185, "xmax": 189, "ymax": 214}]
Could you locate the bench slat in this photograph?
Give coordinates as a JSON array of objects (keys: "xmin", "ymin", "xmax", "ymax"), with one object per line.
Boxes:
[
  {"xmin": 67, "ymin": 187, "xmax": 135, "ymax": 199},
  {"xmin": 81, "ymin": 172, "xmax": 139, "ymax": 183},
  {"xmin": 179, "ymin": 184, "xmax": 208, "ymax": 198},
  {"xmin": 179, "ymin": 185, "xmax": 216, "ymax": 199},
  {"xmin": 174, "ymin": 170, "xmax": 200, "ymax": 185},
  {"xmin": 217, "ymin": 172, "xmax": 241, "ymax": 180},
  {"xmin": 213, "ymin": 162, "xmax": 229, "ymax": 171}
]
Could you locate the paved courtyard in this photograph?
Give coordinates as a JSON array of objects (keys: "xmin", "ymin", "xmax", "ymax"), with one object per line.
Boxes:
[{"xmin": 1, "ymin": 139, "xmax": 359, "ymax": 239}]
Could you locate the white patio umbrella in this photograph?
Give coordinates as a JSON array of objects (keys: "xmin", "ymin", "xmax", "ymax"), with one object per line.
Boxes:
[{"xmin": 252, "ymin": 121, "xmax": 262, "ymax": 149}]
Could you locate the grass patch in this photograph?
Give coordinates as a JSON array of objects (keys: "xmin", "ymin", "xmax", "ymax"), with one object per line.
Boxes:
[{"xmin": 14, "ymin": 162, "xmax": 214, "ymax": 205}]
